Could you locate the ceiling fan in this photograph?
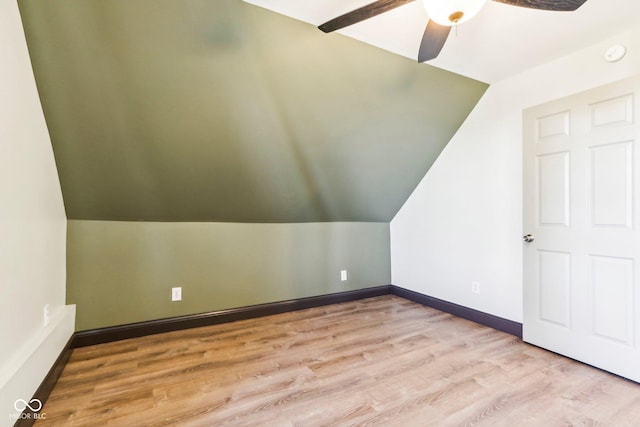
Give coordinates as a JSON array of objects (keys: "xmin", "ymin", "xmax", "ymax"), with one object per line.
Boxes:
[{"xmin": 318, "ymin": 0, "xmax": 588, "ymax": 63}]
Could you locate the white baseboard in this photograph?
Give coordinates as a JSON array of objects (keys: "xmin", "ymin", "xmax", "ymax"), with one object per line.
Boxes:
[{"xmin": 0, "ymin": 305, "xmax": 75, "ymax": 426}]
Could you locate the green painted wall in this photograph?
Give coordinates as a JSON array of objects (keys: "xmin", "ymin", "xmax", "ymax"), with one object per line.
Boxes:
[
  {"xmin": 67, "ymin": 220, "xmax": 391, "ymax": 330},
  {"xmin": 19, "ymin": 0, "xmax": 488, "ymax": 222},
  {"xmin": 22, "ymin": 0, "xmax": 486, "ymax": 331}
]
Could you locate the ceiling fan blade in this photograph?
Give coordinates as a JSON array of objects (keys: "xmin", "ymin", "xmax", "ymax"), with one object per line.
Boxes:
[
  {"xmin": 318, "ymin": 0, "xmax": 415, "ymax": 33},
  {"xmin": 492, "ymin": 0, "xmax": 587, "ymax": 12},
  {"xmin": 417, "ymin": 20, "xmax": 451, "ymax": 63}
]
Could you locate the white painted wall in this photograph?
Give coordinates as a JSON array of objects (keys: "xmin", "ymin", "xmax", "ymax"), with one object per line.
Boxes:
[
  {"xmin": 391, "ymin": 25, "xmax": 640, "ymax": 323},
  {"xmin": 0, "ymin": 1, "xmax": 74, "ymax": 423}
]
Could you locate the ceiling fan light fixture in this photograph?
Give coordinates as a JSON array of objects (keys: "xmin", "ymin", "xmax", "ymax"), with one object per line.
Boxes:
[{"xmin": 422, "ymin": 0, "xmax": 487, "ymax": 26}]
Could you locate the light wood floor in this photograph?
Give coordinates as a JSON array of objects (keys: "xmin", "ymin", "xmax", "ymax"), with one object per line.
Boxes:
[{"xmin": 37, "ymin": 295, "xmax": 640, "ymax": 426}]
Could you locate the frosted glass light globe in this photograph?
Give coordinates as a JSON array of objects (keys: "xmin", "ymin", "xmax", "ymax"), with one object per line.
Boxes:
[{"xmin": 422, "ymin": 0, "xmax": 487, "ymax": 26}]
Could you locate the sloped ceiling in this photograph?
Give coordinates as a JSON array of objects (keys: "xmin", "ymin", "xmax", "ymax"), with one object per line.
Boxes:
[
  {"xmin": 249, "ymin": 0, "xmax": 640, "ymax": 83},
  {"xmin": 19, "ymin": 0, "xmax": 486, "ymax": 222}
]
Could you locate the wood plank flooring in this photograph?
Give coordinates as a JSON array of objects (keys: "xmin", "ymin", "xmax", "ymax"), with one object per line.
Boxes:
[{"xmin": 36, "ymin": 295, "xmax": 640, "ymax": 426}]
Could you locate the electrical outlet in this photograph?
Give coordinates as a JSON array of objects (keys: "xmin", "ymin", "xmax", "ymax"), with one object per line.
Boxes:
[
  {"xmin": 340, "ymin": 270, "xmax": 348, "ymax": 281},
  {"xmin": 171, "ymin": 287, "xmax": 182, "ymax": 302},
  {"xmin": 471, "ymin": 281, "xmax": 481, "ymax": 294},
  {"xmin": 43, "ymin": 304, "xmax": 50, "ymax": 327}
]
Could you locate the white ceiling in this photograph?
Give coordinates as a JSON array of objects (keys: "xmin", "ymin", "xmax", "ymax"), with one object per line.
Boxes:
[{"xmin": 244, "ymin": 0, "xmax": 640, "ymax": 83}]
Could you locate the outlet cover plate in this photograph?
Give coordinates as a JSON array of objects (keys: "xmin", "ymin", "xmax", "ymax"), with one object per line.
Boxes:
[
  {"xmin": 43, "ymin": 304, "xmax": 50, "ymax": 327},
  {"xmin": 471, "ymin": 281, "xmax": 480, "ymax": 294}
]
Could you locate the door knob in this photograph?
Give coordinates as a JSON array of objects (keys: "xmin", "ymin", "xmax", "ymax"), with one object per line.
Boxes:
[{"xmin": 523, "ymin": 234, "xmax": 535, "ymax": 243}]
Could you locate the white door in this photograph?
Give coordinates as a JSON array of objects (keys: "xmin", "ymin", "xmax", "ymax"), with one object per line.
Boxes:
[{"xmin": 523, "ymin": 75, "xmax": 640, "ymax": 382}]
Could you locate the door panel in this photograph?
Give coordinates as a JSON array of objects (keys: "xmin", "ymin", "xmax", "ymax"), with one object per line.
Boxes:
[
  {"xmin": 589, "ymin": 255, "xmax": 634, "ymax": 346},
  {"xmin": 523, "ymin": 75, "xmax": 640, "ymax": 382},
  {"xmin": 588, "ymin": 141, "xmax": 633, "ymax": 228},
  {"xmin": 537, "ymin": 250, "xmax": 571, "ymax": 327},
  {"xmin": 537, "ymin": 110, "xmax": 571, "ymax": 139},
  {"xmin": 538, "ymin": 152, "xmax": 571, "ymax": 227},
  {"xmin": 588, "ymin": 94, "xmax": 633, "ymax": 129}
]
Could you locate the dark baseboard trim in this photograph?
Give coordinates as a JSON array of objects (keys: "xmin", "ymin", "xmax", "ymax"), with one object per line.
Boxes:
[
  {"xmin": 13, "ymin": 336, "xmax": 74, "ymax": 427},
  {"xmin": 73, "ymin": 286, "xmax": 392, "ymax": 347},
  {"xmin": 389, "ymin": 285, "xmax": 523, "ymax": 338},
  {"xmin": 72, "ymin": 284, "xmax": 522, "ymax": 348},
  {"xmin": 71, "ymin": 284, "xmax": 523, "ymax": 346}
]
